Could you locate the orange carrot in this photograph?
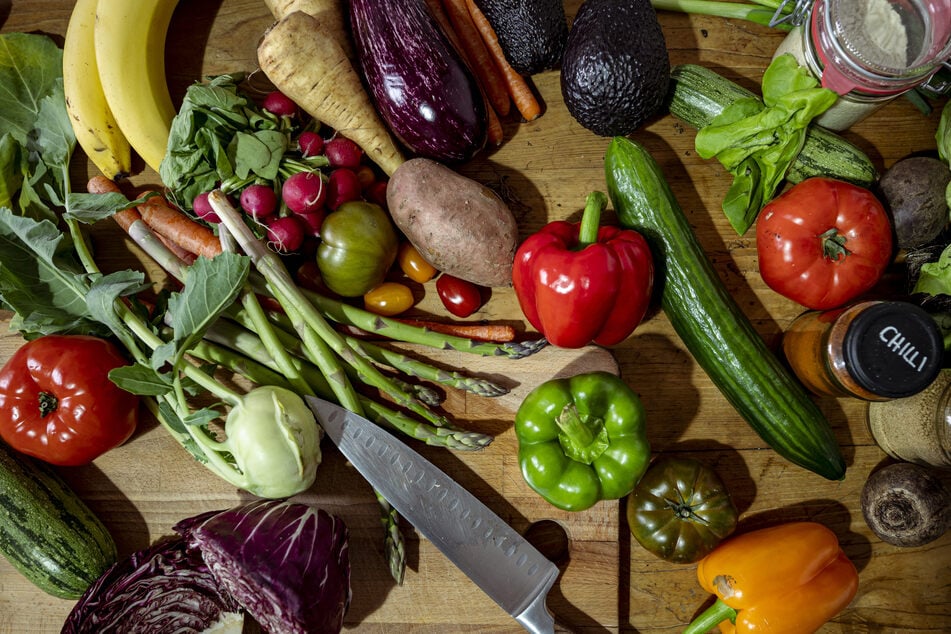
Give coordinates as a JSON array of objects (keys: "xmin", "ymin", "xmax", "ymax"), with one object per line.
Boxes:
[
  {"xmin": 136, "ymin": 198, "xmax": 222, "ymax": 259},
  {"xmin": 394, "ymin": 318, "xmax": 516, "ymax": 342},
  {"xmin": 465, "ymin": 0, "xmax": 542, "ymax": 122},
  {"xmin": 86, "ymin": 175, "xmax": 141, "ymax": 233},
  {"xmin": 441, "ymin": 0, "xmax": 511, "ymax": 117},
  {"xmin": 258, "ymin": 11, "xmax": 405, "ymax": 176}
]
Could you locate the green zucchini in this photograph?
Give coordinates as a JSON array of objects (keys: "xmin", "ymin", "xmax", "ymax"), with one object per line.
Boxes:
[
  {"xmin": 666, "ymin": 63, "xmax": 878, "ymax": 188},
  {"xmin": 0, "ymin": 441, "xmax": 116, "ymax": 599},
  {"xmin": 604, "ymin": 136, "xmax": 846, "ymax": 481}
]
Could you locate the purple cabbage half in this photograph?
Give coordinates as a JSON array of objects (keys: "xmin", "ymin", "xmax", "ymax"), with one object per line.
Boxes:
[{"xmin": 62, "ymin": 500, "xmax": 351, "ymax": 634}]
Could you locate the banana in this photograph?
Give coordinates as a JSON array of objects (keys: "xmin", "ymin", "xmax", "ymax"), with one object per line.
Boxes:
[
  {"xmin": 94, "ymin": 0, "xmax": 179, "ymax": 174},
  {"xmin": 63, "ymin": 0, "xmax": 132, "ymax": 181}
]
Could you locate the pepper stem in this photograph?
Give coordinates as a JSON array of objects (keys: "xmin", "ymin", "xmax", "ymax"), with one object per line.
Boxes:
[
  {"xmin": 576, "ymin": 191, "xmax": 609, "ymax": 247},
  {"xmin": 820, "ymin": 227, "xmax": 851, "ymax": 262},
  {"xmin": 555, "ymin": 403, "xmax": 610, "ymax": 464},
  {"xmin": 38, "ymin": 392, "xmax": 57, "ymax": 418},
  {"xmin": 682, "ymin": 598, "xmax": 738, "ymax": 634}
]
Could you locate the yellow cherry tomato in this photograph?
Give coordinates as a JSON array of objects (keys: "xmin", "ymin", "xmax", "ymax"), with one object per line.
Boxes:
[
  {"xmin": 397, "ymin": 242, "xmax": 438, "ymax": 283},
  {"xmin": 364, "ymin": 282, "xmax": 415, "ymax": 316}
]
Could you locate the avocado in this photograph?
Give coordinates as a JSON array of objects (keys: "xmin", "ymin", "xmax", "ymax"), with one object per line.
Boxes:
[
  {"xmin": 473, "ymin": 0, "xmax": 569, "ymax": 76},
  {"xmin": 560, "ymin": 0, "xmax": 670, "ymax": 136}
]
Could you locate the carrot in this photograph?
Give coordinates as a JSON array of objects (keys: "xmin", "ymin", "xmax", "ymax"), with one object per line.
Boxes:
[
  {"xmin": 136, "ymin": 197, "xmax": 222, "ymax": 259},
  {"xmin": 442, "ymin": 0, "xmax": 511, "ymax": 118},
  {"xmin": 258, "ymin": 11, "xmax": 405, "ymax": 176},
  {"xmin": 86, "ymin": 175, "xmax": 142, "ymax": 233},
  {"xmin": 394, "ymin": 318, "xmax": 516, "ymax": 342},
  {"xmin": 465, "ymin": 0, "xmax": 542, "ymax": 122}
]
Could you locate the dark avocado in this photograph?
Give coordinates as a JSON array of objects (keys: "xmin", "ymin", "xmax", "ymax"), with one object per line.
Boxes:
[
  {"xmin": 474, "ymin": 0, "xmax": 569, "ymax": 76},
  {"xmin": 561, "ymin": 0, "xmax": 670, "ymax": 136}
]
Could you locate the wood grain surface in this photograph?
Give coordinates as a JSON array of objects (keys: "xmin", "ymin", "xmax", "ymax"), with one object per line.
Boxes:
[{"xmin": 1, "ymin": 1, "xmax": 950, "ymax": 632}]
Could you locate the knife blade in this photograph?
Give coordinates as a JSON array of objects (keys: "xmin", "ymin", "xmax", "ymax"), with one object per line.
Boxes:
[{"xmin": 305, "ymin": 396, "xmax": 560, "ymax": 634}]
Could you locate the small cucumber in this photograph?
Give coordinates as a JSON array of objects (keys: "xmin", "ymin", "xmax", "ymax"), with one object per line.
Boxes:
[
  {"xmin": 666, "ymin": 63, "xmax": 878, "ymax": 187},
  {"xmin": 0, "ymin": 441, "xmax": 117, "ymax": 598},
  {"xmin": 604, "ymin": 136, "xmax": 846, "ymax": 481}
]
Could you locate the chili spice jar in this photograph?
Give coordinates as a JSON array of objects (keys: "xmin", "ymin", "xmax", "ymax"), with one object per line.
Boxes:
[{"xmin": 783, "ymin": 300, "xmax": 943, "ymax": 401}]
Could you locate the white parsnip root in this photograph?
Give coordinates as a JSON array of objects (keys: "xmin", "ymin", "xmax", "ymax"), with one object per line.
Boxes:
[{"xmin": 257, "ymin": 11, "xmax": 405, "ymax": 176}]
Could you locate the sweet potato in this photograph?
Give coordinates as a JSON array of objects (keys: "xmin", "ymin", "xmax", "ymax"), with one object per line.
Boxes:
[{"xmin": 386, "ymin": 158, "xmax": 518, "ymax": 287}]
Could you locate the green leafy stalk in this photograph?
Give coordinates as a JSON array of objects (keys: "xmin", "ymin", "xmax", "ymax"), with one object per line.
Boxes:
[{"xmin": 651, "ymin": 0, "xmax": 793, "ymax": 29}]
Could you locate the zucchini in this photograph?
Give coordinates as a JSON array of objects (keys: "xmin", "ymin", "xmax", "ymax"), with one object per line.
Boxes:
[
  {"xmin": 666, "ymin": 63, "xmax": 878, "ymax": 188},
  {"xmin": 0, "ymin": 440, "xmax": 116, "ymax": 598},
  {"xmin": 604, "ymin": 136, "xmax": 846, "ymax": 481}
]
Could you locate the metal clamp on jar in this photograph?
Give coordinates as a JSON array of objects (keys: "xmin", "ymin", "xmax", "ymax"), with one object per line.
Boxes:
[{"xmin": 771, "ymin": 0, "xmax": 951, "ymax": 130}]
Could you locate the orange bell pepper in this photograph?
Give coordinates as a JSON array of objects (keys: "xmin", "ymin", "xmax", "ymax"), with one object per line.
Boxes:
[{"xmin": 683, "ymin": 522, "xmax": 859, "ymax": 634}]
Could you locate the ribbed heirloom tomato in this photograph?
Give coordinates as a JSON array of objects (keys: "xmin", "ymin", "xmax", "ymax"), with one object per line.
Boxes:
[
  {"xmin": 0, "ymin": 335, "xmax": 140, "ymax": 466},
  {"xmin": 756, "ymin": 177, "xmax": 894, "ymax": 310}
]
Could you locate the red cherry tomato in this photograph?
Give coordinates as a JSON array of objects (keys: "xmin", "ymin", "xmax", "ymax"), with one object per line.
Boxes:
[
  {"xmin": 0, "ymin": 335, "xmax": 140, "ymax": 466},
  {"xmin": 436, "ymin": 274, "xmax": 483, "ymax": 318}
]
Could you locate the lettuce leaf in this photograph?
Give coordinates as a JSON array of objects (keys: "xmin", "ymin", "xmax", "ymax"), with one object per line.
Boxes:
[{"xmin": 695, "ymin": 54, "xmax": 837, "ymax": 235}]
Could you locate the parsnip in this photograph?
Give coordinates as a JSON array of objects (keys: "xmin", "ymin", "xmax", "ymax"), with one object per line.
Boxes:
[
  {"xmin": 258, "ymin": 11, "xmax": 405, "ymax": 176},
  {"xmin": 262, "ymin": 0, "xmax": 354, "ymax": 60}
]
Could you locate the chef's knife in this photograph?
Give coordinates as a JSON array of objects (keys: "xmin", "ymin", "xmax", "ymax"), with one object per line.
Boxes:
[{"xmin": 305, "ymin": 396, "xmax": 560, "ymax": 634}]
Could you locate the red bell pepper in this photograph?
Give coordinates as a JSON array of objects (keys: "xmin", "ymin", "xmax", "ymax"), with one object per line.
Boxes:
[{"xmin": 512, "ymin": 191, "xmax": 653, "ymax": 348}]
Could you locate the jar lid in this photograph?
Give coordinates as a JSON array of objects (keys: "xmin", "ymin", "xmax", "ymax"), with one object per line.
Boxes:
[{"xmin": 843, "ymin": 302, "xmax": 944, "ymax": 398}]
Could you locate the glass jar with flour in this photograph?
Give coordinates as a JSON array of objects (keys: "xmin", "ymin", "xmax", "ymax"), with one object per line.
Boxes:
[{"xmin": 773, "ymin": 0, "xmax": 951, "ymax": 130}]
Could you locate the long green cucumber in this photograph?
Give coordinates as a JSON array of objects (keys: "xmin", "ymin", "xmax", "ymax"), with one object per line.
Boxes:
[
  {"xmin": 604, "ymin": 136, "xmax": 846, "ymax": 481},
  {"xmin": 0, "ymin": 441, "xmax": 116, "ymax": 598},
  {"xmin": 666, "ymin": 63, "xmax": 878, "ymax": 188}
]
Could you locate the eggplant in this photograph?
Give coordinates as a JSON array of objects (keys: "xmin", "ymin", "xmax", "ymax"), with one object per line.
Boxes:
[{"xmin": 349, "ymin": 0, "xmax": 487, "ymax": 163}]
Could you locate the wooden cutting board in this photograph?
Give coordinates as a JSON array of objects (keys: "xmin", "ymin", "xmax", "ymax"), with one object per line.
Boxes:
[{"xmin": 1, "ymin": 0, "xmax": 950, "ymax": 632}]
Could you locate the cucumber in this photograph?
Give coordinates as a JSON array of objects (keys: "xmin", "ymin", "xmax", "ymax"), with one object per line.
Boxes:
[
  {"xmin": 0, "ymin": 441, "xmax": 116, "ymax": 598},
  {"xmin": 604, "ymin": 136, "xmax": 846, "ymax": 481},
  {"xmin": 666, "ymin": 63, "xmax": 878, "ymax": 188}
]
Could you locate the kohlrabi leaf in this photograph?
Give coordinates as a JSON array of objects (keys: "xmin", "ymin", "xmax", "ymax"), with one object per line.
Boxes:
[
  {"xmin": 153, "ymin": 253, "xmax": 249, "ymax": 370},
  {"xmin": 0, "ymin": 34, "xmax": 75, "ymax": 223},
  {"xmin": 0, "ymin": 207, "xmax": 108, "ymax": 337}
]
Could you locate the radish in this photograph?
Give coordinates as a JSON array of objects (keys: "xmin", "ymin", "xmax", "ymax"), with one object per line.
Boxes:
[
  {"xmin": 193, "ymin": 191, "xmax": 220, "ymax": 223},
  {"xmin": 296, "ymin": 211, "xmax": 325, "ymax": 237},
  {"xmin": 263, "ymin": 90, "xmax": 298, "ymax": 118},
  {"xmin": 327, "ymin": 168, "xmax": 362, "ymax": 210},
  {"xmin": 324, "ymin": 137, "xmax": 363, "ymax": 169},
  {"xmin": 282, "ymin": 171, "xmax": 327, "ymax": 214},
  {"xmin": 240, "ymin": 184, "xmax": 279, "ymax": 220},
  {"xmin": 298, "ymin": 131, "xmax": 324, "ymax": 157},
  {"xmin": 267, "ymin": 215, "xmax": 307, "ymax": 253}
]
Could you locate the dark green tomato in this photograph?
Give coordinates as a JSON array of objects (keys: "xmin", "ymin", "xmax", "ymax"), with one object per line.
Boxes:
[
  {"xmin": 316, "ymin": 201, "xmax": 399, "ymax": 297},
  {"xmin": 626, "ymin": 456, "xmax": 738, "ymax": 564}
]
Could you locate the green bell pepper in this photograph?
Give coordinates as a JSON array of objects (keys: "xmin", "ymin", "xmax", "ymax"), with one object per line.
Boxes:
[
  {"xmin": 316, "ymin": 201, "xmax": 399, "ymax": 297},
  {"xmin": 514, "ymin": 371, "xmax": 650, "ymax": 512}
]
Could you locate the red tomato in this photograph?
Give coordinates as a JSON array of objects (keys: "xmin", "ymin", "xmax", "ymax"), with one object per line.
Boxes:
[
  {"xmin": 436, "ymin": 274, "xmax": 483, "ymax": 318},
  {"xmin": 756, "ymin": 177, "xmax": 893, "ymax": 310},
  {"xmin": 0, "ymin": 335, "xmax": 140, "ymax": 466}
]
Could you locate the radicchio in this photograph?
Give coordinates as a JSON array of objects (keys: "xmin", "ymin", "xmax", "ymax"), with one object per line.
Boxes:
[{"xmin": 61, "ymin": 500, "xmax": 351, "ymax": 634}]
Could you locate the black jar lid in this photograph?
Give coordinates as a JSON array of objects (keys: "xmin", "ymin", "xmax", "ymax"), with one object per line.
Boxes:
[{"xmin": 843, "ymin": 302, "xmax": 944, "ymax": 399}]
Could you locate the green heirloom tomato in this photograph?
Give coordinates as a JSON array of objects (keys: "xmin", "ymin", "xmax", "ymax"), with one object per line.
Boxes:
[
  {"xmin": 626, "ymin": 456, "xmax": 738, "ymax": 564},
  {"xmin": 317, "ymin": 201, "xmax": 399, "ymax": 297},
  {"xmin": 514, "ymin": 371, "xmax": 650, "ymax": 512}
]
